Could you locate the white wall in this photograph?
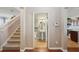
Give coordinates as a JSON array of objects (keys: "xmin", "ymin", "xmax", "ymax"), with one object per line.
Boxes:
[
  {"xmin": 21, "ymin": 7, "xmax": 65, "ymax": 49},
  {"xmin": 20, "ymin": 8, "xmax": 26, "ymax": 50},
  {"xmin": 61, "ymin": 8, "xmax": 67, "ymax": 50},
  {"xmin": 67, "ymin": 7, "xmax": 79, "ymax": 17}
]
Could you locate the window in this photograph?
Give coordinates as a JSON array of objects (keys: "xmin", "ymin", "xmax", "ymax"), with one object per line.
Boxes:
[{"xmin": 0, "ymin": 17, "xmax": 7, "ymax": 25}]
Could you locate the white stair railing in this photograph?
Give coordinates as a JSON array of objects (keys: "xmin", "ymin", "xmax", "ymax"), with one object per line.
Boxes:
[{"xmin": 0, "ymin": 15, "xmax": 20, "ymax": 49}]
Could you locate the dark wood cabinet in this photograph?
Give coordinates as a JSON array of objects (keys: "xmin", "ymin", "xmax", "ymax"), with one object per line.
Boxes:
[{"xmin": 70, "ymin": 31, "xmax": 78, "ymax": 42}]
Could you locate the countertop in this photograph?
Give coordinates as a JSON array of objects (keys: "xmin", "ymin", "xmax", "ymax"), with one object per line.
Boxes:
[{"xmin": 67, "ymin": 26, "xmax": 79, "ymax": 32}]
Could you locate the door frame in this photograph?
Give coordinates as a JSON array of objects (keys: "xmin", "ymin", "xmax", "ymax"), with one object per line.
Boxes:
[{"xmin": 33, "ymin": 12, "xmax": 48, "ymax": 49}]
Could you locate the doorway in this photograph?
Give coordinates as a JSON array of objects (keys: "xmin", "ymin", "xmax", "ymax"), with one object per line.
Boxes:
[
  {"xmin": 33, "ymin": 13, "xmax": 48, "ymax": 51},
  {"xmin": 67, "ymin": 17, "xmax": 79, "ymax": 52}
]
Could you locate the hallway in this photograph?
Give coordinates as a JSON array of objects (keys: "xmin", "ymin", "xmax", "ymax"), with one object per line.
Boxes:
[
  {"xmin": 25, "ymin": 40, "xmax": 63, "ymax": 52},
  {"xmin": 34, "ymin": 40, "xmax": 47, "ymax": 52},
  {"xmin": 0, "ymin": 7, "xmax": 79, "ymax": 52},
  {"xmin": 35, "ymin": 40, "xmax": 47, "ymax": 49}
]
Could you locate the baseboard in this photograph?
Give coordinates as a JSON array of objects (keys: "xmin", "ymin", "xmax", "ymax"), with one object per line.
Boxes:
[
  {"xmin": 48, "ymin": 47, "xmax": 62, "ymax": 49},
  {"xmin": 20, "ymin": 47, "xmax": 34, "ymax": 52},
  {"xmin": 48, "ymin": 47, "xmax": 67, "ymax": 52},
  {"xmin": 20, "ymin": 49, "xmax": 25, "ymax": 52},
  {"xmin": 61, "ymin": 48, "xmax": 67, "ymax": 52},
  {"xmin": 25, "ymin": 47, "xmax": 33, "ymax": 49},
  {"xmin": 1, "ymin": 26, "xmax": 20, "ymax": 49},
  {"xmin": 20, "ymin": 47, "xmax": 67, "ymax": 52}
]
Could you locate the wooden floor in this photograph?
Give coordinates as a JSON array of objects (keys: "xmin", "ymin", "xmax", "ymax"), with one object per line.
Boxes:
[
  {"xmin": 33, "ymin": 40, "xmax": 48, "ymax": 52},
  {"xmin": 68, "ymin": 39, "xmax": 78, "ymax": 48},
  {"xmin": 25, "ymin": 40, "xmax": 63, "ymax": 52},
  {"xmin": 34, "ymin": 40, "xmax": 47, "ymax": 48},
  {"xmin": 25, "ymin": 39, "xmax": 79, "ymax": 52},
  {"xmin": 1, "ymin": 39, "xmax": 79, "ymax": 52},
  {"xmin": 67, "ymin": 39, "xmax": 79, "ymax": 52}
]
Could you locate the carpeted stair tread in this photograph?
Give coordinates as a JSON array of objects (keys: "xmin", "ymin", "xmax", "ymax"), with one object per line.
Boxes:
[
  {"xmin": 11, "ymin": 35, "xmax": 20, "ymax": 38},
  {"xmin": 14, "ymin": 32, "xmax": 20, "ymax": 35}
]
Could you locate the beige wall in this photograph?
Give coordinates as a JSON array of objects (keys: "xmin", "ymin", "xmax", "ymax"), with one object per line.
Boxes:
[{"xmin": 21, "ymin": 7, "xmax": 67, "ymax": 49}]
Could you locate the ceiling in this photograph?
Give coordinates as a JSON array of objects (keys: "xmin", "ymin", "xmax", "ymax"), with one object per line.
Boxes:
[{"xmin": 0, "ymin": 7, "xmax": 20, "ymax": 18}]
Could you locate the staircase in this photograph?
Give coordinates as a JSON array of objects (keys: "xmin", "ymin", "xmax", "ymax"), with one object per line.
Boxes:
[{"xmin": 3, "ymin": 27, "xmax": 20, "ymax": 52}]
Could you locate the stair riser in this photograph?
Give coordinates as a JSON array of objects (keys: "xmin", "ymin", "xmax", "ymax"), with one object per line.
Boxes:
[
  {"xmin": 11, "ymin": 37, "xmax": 20, "ymax": 39},
  {"xmin": 18, "ymin": 27, "xmax": 20, "ymax": 29},
  {"xmin": 10, "ymin": 38, "xmax": 20, "ymax": 39},
  {"xmin": 16, "ymin": 30, "xmax": 20, "ymax": 32},
  {"xmin": 8, "ymin": 41, "xmax": 20, "ymax": 43},
  {"xmin": 13, "ymin": 35, "xmax": 20, "ymax": 36},
  {"xmin": 14, "ymin": 32, "xmax": 20, "ymax": 35},
  {"xmin": 6, "ymin": 42, "xmax": 20, "ymax": 45},
  {"xmin": 14, "ymin": 33, "xmax": 20, "ymax": 35},
  {"xmin": 15, "ymin": 32, "xmax": 20, "ymax": 33},
  {"xmin": 12, "ymin": 35, "xmax": 20, "ymax": 37}
]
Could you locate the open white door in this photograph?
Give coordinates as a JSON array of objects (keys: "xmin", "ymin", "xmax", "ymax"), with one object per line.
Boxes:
[{"xmin": 33, "ymin": 13, "xmax": 48, "ymax": 49}]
